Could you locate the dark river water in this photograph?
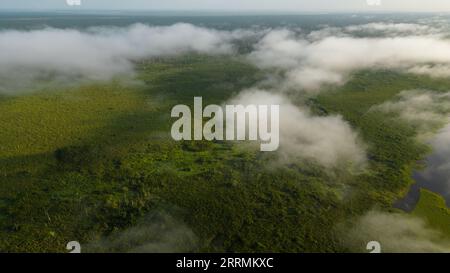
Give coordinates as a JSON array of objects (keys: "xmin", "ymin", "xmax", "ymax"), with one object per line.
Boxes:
[{"xmin": 395, "ymin": 124, "xmax": 450, "ymax": 212}]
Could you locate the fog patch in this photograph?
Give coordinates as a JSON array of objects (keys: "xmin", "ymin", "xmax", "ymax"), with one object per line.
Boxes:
[
  {"xmin": 408, "ymin": 64, "xmax": 450, "ymax": 78},
  {"xmin": 344, "ymin": 210, "xmax": 450, "ymax": 253},
  {"xmin": 85, "ymin": 210, "xmax": 198, "ymax": 253},
  {"xmin": 372, "ymin": 90, "xmax": 450, "ymax": 138},
  {"xmin": 4, "ymin": 22, "xmax": 450, "ymax": 94},
  {"xmin": 0, "ymin": 23, "xmax": 247, "ymax": 94},
  {"xmin": 228, "ymin": 89, "xmax": 366, "ymax": 169},
  {"xmin": 248, "ymin": 29, "xmax": 450, "ymax": 93},
  {"xmin": 344, "ymin": 23, "xmax": 441, "ymax": 37}
]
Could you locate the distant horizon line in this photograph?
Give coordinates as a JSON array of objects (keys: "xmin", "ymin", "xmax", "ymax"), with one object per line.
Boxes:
[{"xmin": 0, "ymin": 8, "xmax": 450, "ymax": 15}]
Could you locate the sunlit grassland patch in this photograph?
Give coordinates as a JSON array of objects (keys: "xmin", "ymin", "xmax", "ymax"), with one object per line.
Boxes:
[
  {"xmin": 413, "ymin": 189, "xmax": 450, "ymax": 238},
  {"xmin": 0, "ymin": 83, "xmax": 148, "ymax": 173}
]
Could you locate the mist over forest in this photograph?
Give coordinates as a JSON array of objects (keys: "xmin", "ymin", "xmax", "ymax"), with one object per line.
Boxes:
[{"xmin": 0, "ymin": 11, "xmax": 449, "ymax": 253}]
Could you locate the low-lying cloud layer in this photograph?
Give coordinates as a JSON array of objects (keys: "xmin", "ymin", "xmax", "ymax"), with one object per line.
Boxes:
[
  {"xmin": 344, "ymin": 22, "xmax": 443, "ymax": 37},
  {"xmin": 3, "ymin": 21, "xmax": 450, "ymax": 169},
  {"xmin": 249, "ymin": 28, "xmax": 450, "ymax": 92},
  {"xmin": 344, "ymin": 210, "xmax": 450, "ymax": 253},
  {"xmin": 229, "ymin": 89, "xmax": 366, "ymax": 169},
  {"xmin": 86, "ymin": 210, "xmax": 198, "ymax": 253},
  {"xmin": 373, "ymin": 90, "xmax": 450, "ymax": 137},
  {"xmin": 3, "ymin": 22, "xmax": 450, "ymax": 94},
  {"xmin": 0, "ymin": 23, "xmax": 248, "ymax": 93}
]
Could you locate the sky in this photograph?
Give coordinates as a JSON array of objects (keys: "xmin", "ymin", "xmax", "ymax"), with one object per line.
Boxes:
[{"xmin": 1, "ymin": 0, "xmax": 450, "ymax": 12}]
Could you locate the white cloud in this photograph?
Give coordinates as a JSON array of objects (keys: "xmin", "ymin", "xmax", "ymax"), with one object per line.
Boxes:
[
  {"xmin": 408, "ymin": 64, "xmax": 450, "ymax": 78},
  {"xmin": 373, "ymin": 90, "xmax": 450, "ymax": 137},
  {"xmin": 86, "ymin": 210, "xmax": 198, "ymax": 253},
  {"xmin": 0, "ymin": 23, "xmax": 246, "ymax": 93},
  {"xmin": 249, "ymin": 27, "xmax": 450, "ymax": 92},
  {"xmin": 229, "ymin": 89, "xmax": 367, "ymax": 169},
  {"xmin": 344, "ymin": 23, "xmax": 441, "ymax": 37},
  {"xmin": 344, "ymin": 210, "xmax": 450, "ymax": 253},
  {"xmin": 4, "ymin": 22, "xmax": 450, "ymax": 94}
]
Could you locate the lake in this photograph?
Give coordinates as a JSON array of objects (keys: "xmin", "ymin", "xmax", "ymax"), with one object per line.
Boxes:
[{"xmin": 395, "ymin": 123, "xmax": 450, "ymax": 211}]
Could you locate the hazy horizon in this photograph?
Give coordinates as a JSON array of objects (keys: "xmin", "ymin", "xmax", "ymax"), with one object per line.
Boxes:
[{"xmin": 2, "ymin": 0, "xmax": 450, "ymax": 13}]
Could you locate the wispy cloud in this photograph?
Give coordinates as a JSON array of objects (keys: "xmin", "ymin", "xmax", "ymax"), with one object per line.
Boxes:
[
  {"xmin": 344, "ymin": 210, "xmax": 450, "ymax": 253},
  {"xmin": 372, "ymin": 90, "xmax": 450, "ymax": 138},
  {"xmin": 85, "ymin": 210, "xmax": 198, "ymax": 253},
  {"xmin": 0, "ymin": 23, "xmax": 248, "ymax": 93},
  {"xmin": 249, "ymin": 24, "xmax": 450, "ymax": 92},
  {"xmin": 228, "ymin": 89, "xmax": 367, "ymax": 169}
]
